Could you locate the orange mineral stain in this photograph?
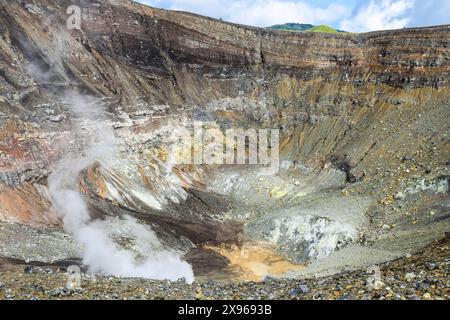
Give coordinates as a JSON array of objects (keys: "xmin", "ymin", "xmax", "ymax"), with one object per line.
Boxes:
[{"xmin": 205, "ymin": 243, "xmax": 303, "ymax": 282}]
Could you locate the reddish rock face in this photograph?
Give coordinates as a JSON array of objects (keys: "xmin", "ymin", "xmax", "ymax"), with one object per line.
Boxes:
[{"xmin": 0, "ymin": 183, "xmax": 60, "ymax": 227}]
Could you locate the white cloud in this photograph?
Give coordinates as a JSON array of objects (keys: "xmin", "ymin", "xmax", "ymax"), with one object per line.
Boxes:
[
  {"xmin": 407, "ymin": 0, "xmax": 450, "ymax": 28},
  {"xmin": 138, "ymin": 0, "xmax": 450, "ymax": 32},
  {"xmin": 340, "ymin": 0, "xmax": 414, "ymax": 32},
  {"xmin": 225, "ymin": 1, "xmax": 350, "ymax": 27},
  {"xmin": 143, "ymin": 0, "xmax": 351, "ymax": 27}
]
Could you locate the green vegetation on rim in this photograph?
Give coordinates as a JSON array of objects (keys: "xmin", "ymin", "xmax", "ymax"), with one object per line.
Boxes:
[
  {"xmin": 305, "ymin": 25, "xmax": 340, "ymax": 34},
  {"xmin": 268, "ymin": 23, "xmax": 346, "ymax": 34}
]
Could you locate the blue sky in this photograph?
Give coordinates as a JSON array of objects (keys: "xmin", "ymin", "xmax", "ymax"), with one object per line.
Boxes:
[{"xmin": 136, "ymin": 0, "xmax": 450, "ymax": 32}]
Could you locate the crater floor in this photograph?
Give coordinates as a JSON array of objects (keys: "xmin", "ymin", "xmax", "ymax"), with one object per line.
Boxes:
[{"xmin": 1, "ymin": 235, "xmax": 449, "ymax": 300}]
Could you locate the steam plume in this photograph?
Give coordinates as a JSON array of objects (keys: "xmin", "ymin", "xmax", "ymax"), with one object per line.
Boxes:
[
  {"xmin": 23, "ymin": 27, "xmax": 194, "ymax": 282},
  {"xmin": 47, "ymin": 91, "xmax": 194, "ymax": 283}
]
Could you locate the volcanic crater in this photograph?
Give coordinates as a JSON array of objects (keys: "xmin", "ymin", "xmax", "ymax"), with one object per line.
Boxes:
[{"xmin": 0, "ymin": 0, "xmax": 449, "ymax": 284}]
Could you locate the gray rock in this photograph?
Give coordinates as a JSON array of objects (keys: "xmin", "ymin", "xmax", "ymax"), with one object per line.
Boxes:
[
  {"xmin": 289, "ymin": 284, "xmax": 309, "ymax": 296},
  {"xmin": 24, "ymin": 266, "xmax": 34, "ymax": 274},
  {"xmin": 425, "ymin": 262, "xmax": 436, "ymax": 271},
  {"xmin": 339, "ymin": 293, "xmax": 355, "ymax": 300},
  {"xmin": 47, "ymin": 114, "xmax": 65, "ymax": 122},
  {"xmin": 415, "ymin": 281, "xmax": 431, "ymax": 291},
  {"xmin": 405, "ymin": 273, "xmax": 416, "ymax": 281}
]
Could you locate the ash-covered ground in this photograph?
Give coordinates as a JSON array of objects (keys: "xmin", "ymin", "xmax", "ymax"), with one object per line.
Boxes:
[{"xmin": 0, "ymin": 235, "xmax": 449, "ymax": 300}]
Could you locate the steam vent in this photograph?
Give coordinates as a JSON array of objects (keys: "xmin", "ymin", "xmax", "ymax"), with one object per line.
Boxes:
[{"xmin": 0, "ymin": 0, "xmax": 449, "ymax": 301}]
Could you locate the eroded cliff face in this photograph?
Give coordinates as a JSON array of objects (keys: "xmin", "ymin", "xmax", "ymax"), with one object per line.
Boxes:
[{"xmin": 0, "ymin": 0, "xmax": 449, "ymax": 280}]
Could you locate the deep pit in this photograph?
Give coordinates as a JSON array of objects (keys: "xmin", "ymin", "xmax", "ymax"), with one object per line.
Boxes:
[{"xmin": 0, "ymin": 0, "xmax": 449, "ymax": 286}]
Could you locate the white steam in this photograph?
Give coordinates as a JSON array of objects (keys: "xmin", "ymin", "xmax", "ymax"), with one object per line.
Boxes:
[{"xmin": 48, "ymin": 91, "xmax": 194, "ymax": 283}]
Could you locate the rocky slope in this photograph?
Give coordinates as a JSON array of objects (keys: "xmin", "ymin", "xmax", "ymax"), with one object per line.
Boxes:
[
  {"xmin": 1, "ymin": 235, "xmax": 449, "ymax": 300},
  {"xmin": 0, "ymin": 0, "xmax": 449, "ymax": 284}
]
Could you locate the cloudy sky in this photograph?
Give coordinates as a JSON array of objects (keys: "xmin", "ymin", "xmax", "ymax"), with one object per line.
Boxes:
[{"xmin": 136, "ymin": 0, "xmax": 450, "ymax": 32}]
